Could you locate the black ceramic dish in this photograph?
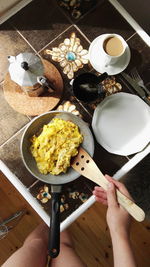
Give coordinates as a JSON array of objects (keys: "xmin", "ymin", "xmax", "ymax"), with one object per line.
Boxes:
[{"xmin": 73, "ymin": 72, "xmax": 108, "ymax": 102}]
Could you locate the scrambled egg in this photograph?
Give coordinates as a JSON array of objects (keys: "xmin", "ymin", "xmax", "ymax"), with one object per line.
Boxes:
[{"xmin": 30, "ymin": 118, "xmax": 83, "ymax": 175}]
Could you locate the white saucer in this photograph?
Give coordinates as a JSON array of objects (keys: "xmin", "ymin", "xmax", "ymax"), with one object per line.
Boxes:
[
  {"xmin": 92, "ymin": 93, "xmax": 150, "ymax": 156},
  {"xmin": 89, "ymin": 34, "xmax": 131, "ymax": 75}
]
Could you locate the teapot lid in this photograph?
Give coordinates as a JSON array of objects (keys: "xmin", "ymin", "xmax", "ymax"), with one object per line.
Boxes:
[{"xmin": 8, "ymin": 52, "xmax": 44, "ymax": 87}]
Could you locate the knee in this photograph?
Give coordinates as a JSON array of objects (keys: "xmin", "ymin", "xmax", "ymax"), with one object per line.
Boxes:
[
  {"xmin": 60, "ymin": 239, "xmax": 74, "ymax": 249},
  {"xmin": 24, "ymin": 238, "xmax": 47, "ymax": 252},
  {"xmin": 60, "ymin": 230, "xmax": 74, "ymax": 249}
]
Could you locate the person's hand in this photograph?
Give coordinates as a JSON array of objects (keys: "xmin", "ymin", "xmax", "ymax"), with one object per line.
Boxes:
[{"xmin": 93, "ymin": 175, "xmax": 132, "ymax": 239}]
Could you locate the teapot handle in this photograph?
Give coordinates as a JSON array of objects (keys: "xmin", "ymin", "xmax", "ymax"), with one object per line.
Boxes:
[
  {"xmin": 37, "ymin": 76, "xmax": 55, "ymax": 92},
  {"xmin": 97, "ymin": 72, "xmax": 108, "ymax": 83}
]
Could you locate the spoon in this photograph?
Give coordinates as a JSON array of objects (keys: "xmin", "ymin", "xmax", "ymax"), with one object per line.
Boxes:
[{"xmin": 71, "ymin": 147, "xmax": 145, "ymax": 222}]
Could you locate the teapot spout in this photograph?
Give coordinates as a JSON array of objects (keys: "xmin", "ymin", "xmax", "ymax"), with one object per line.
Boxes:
[{"xmin": 7, "ymin": 56, "xmax": 16, "ymax": 63}]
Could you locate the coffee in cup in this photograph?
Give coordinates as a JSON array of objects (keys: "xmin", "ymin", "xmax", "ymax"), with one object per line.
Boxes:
[
  {"xmin": 99, "ymin": 34, "xmax": 127, "ymax": 67},
  {"xmin": 103, "ymin": 36, "xmax": 124, "ymax": 57}
]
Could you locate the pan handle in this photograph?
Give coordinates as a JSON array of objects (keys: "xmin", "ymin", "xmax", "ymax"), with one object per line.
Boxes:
[{"xmin": 49, "ymin": 189, "xmax": 61, "ymax": 258}]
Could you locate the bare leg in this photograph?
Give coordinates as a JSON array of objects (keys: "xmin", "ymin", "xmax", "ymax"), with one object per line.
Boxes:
[
  {"xmin": 51, "ymin": 230, "xmax": 86, "ymax": 267},
  {"xmin": 2, "ymin": 223, "xmax": 85, "ymax": 267},
  {"xmin": 2, "ymin": 223, "xmax": 49, "ymax": 267}
]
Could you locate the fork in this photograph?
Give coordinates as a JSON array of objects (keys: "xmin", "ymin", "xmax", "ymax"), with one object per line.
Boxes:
[{"xmin": 131, "ymin": 68, "xmax": 150, "ymax": 97}]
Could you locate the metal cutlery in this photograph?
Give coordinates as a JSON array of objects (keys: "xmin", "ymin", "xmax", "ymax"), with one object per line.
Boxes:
[
  {"xmin": 121, "ymin": 72, "xmax": 150, "ymax": 106},
  {"xmin": 130, "ymin": 68, "xmax": 150, "ymax": 97}
]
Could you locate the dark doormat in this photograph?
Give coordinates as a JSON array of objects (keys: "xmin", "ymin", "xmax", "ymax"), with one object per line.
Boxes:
[{"xmin": 57, "ymin": 0, "xmax": 99, "ymax": 21}]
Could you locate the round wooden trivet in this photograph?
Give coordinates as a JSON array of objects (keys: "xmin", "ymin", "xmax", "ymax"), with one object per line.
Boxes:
[{"xmin": 3, "ymin": 59, "xmax": 63, "ymax": 116}]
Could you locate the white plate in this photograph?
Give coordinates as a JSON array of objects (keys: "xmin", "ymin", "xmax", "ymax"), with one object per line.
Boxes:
[
  {"xmin": 92, "ymin": 93, "xmax": 150, "ymax": 156},
  {"xmin": 89, "ymin": 34, "xmax": 131, "ymax": 75}
]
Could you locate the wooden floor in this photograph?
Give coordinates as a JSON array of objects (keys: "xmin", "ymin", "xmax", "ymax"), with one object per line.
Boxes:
[{"xmin": 0, "ymin": 171, "xmax": 150, "ymax": 266}]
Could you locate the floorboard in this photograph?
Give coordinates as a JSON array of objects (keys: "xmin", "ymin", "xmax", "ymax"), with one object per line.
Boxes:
[{"xmin": 0, "ymin": 172, "xmax": 150, "ymax": 266}]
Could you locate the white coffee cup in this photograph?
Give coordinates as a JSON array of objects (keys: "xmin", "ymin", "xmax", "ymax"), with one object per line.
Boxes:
[{"xmin": 100, "ymin": 33, "xmax": 127, "ymax": 67}]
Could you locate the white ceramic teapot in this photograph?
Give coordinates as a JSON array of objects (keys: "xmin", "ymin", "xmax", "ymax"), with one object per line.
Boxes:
[{"xmin": 8, "ymin": 52, "xmax": 54, "ymax": 97}]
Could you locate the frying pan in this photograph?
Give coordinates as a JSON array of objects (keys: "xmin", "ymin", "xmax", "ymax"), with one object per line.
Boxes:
[{"xmin": 21, "ymin": 111, "xmax": 94, "ymax": 258}]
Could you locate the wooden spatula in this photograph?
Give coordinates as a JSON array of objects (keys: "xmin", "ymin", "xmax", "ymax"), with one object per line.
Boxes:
[{"xmin": 71, "ymin": 147, "xmax": 145, "ymax": 222}]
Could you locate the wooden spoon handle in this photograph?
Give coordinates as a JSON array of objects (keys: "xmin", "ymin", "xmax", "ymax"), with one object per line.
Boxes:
[
  {"xmin": 71, "ymin": 147, "xmax": 145, "ymax": 222},
  {"xmin": 116, "ymin": 190, "xmax": 145, "ymax": 222},
  {"xmin": 88, "ymin": 174, "xmax": 145, "ymax": 222}
]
